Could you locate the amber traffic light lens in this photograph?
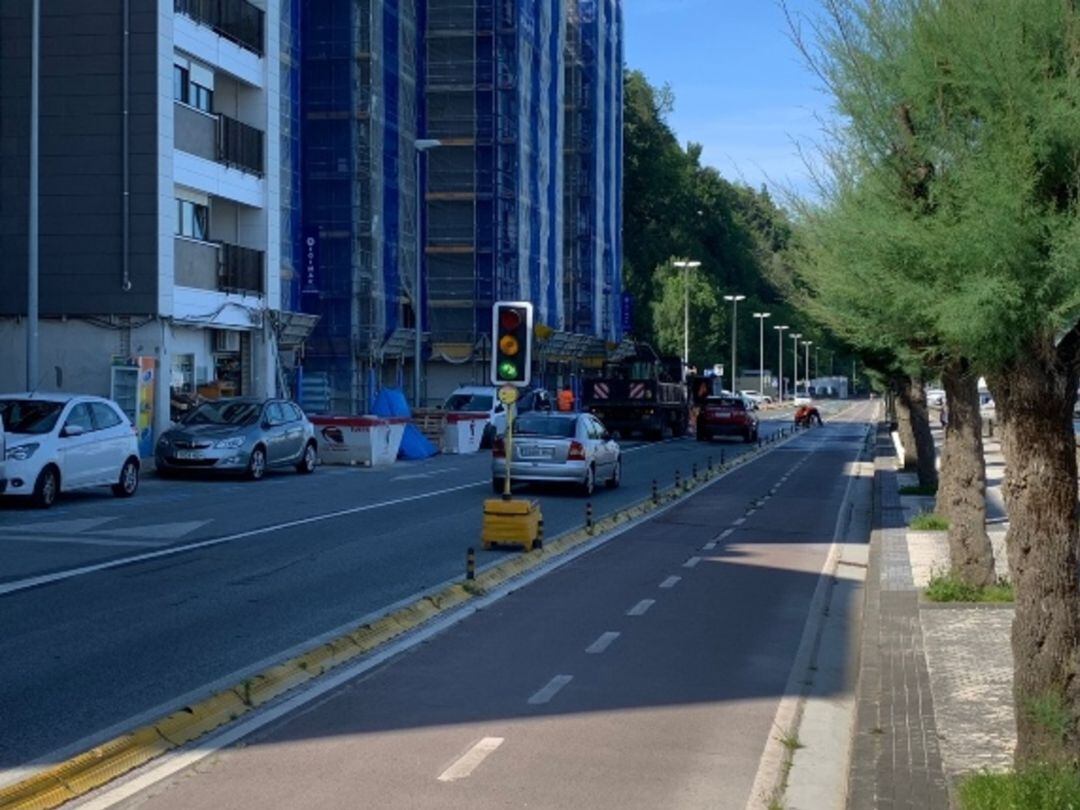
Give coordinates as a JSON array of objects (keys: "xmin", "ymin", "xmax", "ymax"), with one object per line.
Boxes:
[{"xmin": 499, "ymin": 335, "xmax": 520, "ymax": 355}]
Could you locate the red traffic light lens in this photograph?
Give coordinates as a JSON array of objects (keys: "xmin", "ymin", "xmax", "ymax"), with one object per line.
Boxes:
[{"xmin": 499, "ymin": 308, "xmax": 522, "ymax": 331}]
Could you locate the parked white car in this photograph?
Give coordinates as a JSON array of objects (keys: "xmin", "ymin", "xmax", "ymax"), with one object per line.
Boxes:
[
  {"xmin": 0, "ymin": 393, "xmax": 141, "ymax": 508},
  {"xmin": 0, "ymin": 412, "xmax": 6, "ymax": 495},
  {"xmin": 443, "ymin": 385, "xmax": 553, "ymax": 447}
]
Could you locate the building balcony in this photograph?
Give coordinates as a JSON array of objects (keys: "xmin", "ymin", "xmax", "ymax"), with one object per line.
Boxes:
[
  {"xmin": 175, "ymin": 104, "xmax": 264, "ymax": 177},
  {"xmin": 175, "ymin": 237, "xmax": 264, "ymax": 296},
  {"xmin": 174, "ymin": 0, "xmax": 264, "ymax": 56}
]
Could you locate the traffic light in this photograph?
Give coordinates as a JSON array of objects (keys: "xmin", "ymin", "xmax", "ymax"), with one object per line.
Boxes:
[{"xmin": 490, "ymin": 301, "xmax": 533, "ymax": 386}]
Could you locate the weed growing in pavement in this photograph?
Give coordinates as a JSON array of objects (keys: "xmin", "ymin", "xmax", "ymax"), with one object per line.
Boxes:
[
  {"xmin": 462, "ymin": 582, "xmax": 485, "ymax": 596},
  {"xmin": 909, "ymin": 511, "xmax": 950, "ymax": 531},
  {"xmin": 899, "ymin": 483, "xmax": 938, "ymax": 496},
  {"xmin": 924, "ymin": 573, "xmax": 1014, "ymax": 603},
  {"xmin": 778, "ymin": 731, "xmax": 804, "ymax": 752},
  {"xmin": 958, "ymin": 763, "xmax": 1080, "ymax": 810}
]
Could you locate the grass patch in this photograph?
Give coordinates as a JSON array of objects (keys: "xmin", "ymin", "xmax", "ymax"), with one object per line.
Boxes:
[
  {"xmin": 910, "ymin": 511, "xmax": 950, "ymax": 530},
  {"xmin": 899, "ymin": 483, "xmax": 938, "ymax": 496},
  {"xmin": 958, "ymin": 764, "xmax": 1080, "ymax": 810},
  {"xmin": 925, "ymin": 572, "xmax": 1014, "ymax": 603}
]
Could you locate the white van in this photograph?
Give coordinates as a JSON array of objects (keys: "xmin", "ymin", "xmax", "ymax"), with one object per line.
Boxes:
[{"xmin": 443, "ymin": 385, "xmax": 552, "ymax": 447}]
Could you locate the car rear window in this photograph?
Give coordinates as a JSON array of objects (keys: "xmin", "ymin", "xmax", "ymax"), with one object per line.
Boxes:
[
  {"xmin": 514, "ymin": 416, "xmax": 577, "ymax": 437},
  {"xmin": 706, "ymin": 397, "xmax": 744, "ymax": 409}
]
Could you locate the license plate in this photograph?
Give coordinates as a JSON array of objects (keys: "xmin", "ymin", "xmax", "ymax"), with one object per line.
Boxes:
[
  {"xmin": 175, "ymin": 450, "xmax": 202, "ymax": 460},
  {"xmin": 519, "ymin": 447, "xmax": 552, "ymax": 459}
]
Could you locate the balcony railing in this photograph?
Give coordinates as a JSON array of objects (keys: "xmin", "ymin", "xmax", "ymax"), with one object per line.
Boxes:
[
  {"xmin": 219, "ymin": 243, "xmax": 264, "ymax": 295},
  {"xmin": 175, "ymin": 0, "xmax": 265, "ymax": 56},
  {"xmin": 217, "ymin": 114, "xmax": 264, "ymax": 176}
]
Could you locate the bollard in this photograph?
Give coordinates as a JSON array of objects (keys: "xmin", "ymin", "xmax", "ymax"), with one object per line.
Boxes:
[
  {"xmin": 586, "ymin": 501, "xmax": 594, "ymax": 534},
  {"xmin": 675, "ymin": 469, "xmax": 681, "ymax": 491},
  {"xmin": 692, "ymin": 462, "xmax": 698, "ymax": 481},
  {"xmin": 720, "ymin": 449, "xmax": 725, "ymax": 466},
  {"xmin": 652, "ymin": 478, "xmax": 659, "ymax": 504},
  {"xmin": 707, "ymin": 456, "xmax": 713, "ymax": 474},
  {"xmin": 758, "ymin": 436, "xmax": 762, "ymax": 449},
  {"xmin": 466, "ymin": 547, "xmax": 476, "ymax": 580},
  {"xmin": 535, "ymin": 518, "xmax": 544, "ymax": 550}
]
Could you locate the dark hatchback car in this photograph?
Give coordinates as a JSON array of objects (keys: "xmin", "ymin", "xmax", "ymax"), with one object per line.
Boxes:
[{"xmin": 155, "ymin": 398, "xmax": 317, "ymax": 480}]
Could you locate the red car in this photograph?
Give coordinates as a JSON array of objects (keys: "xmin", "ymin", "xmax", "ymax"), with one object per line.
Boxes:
[{"xmin": 696, "ymin": 396, "xmax": 759, "ymax": 443}]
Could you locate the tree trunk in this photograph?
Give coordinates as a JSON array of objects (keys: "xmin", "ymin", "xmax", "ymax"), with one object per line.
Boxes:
[
  {"xmin": 988, "ymin": 336, "xmax": 1080, "ymax": 766},
  {"xmin": 894, "ymin": 380, "xmax": 920, "ymax": 470},
  {"xmin": 938, "ymin": 360, "xmax": 994, "ymax": 587},
  {"xmin": 898, "ymin": 376, "xmax": 938, "ymax": 490}
]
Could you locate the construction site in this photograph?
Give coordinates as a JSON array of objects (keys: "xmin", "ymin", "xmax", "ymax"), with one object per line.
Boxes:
[{"xmin": 296, "ymin": 0, "xmax": 624, "ymax": 414}]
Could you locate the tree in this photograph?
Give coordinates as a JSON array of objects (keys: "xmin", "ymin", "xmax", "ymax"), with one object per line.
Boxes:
[
  {"xmin": 650, "ymin": 260, "xmax": 726, "ymax": 371},
  {"xmin": 789, "ymin": 0, "xmax": 1080, "ymax": 763}
]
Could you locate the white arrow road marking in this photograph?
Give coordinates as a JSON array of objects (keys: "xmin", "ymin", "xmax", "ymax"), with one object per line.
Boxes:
[
  {"xmin": 3, "ymin": 517, "xmax": 117, "ymax": 534},
  {"xmin": 528, "ymin": 675, "xmax": 573, "ymax": 705},
  {"xmin": 626, "ymin": 599, "xmax": 655, "ymax": 616},
  {"xmin": 85, "ymin": 520, "xmax": 212, "ymax": 540},
  {"xmin": 586, "ymin": 632, "xmax": 620, "ymax": 654},
  {"xmin": 437, "ymin": 737, "xmax": 505, "ymax": 782}
]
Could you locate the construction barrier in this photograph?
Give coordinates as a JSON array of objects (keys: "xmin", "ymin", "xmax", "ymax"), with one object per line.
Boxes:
[
  {"xmin": 309, "ymin": 415, "xmax": 405, "ymax": 466},
  {"xmin": 442, "ymin": 412, "xmax": 488, "ymax": 454}
]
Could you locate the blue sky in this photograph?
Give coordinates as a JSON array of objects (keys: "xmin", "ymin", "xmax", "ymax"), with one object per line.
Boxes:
[{"xmin": 623, "ymin": 0, "xmax": 831, "ymax": 197}]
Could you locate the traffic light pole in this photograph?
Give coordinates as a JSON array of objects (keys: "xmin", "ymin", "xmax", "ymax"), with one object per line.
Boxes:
[{"xmin": 503, "ymin": 400, "xmax": 515, "ymax": 499}]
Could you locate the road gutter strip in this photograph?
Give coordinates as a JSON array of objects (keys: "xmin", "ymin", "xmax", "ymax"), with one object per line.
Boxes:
[{"xmin": 2, "ymin": 422, "xmax": 810, "ymax": 810}]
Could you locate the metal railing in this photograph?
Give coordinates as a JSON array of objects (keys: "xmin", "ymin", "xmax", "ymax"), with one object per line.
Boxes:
[
  {"xmin": 174, "ymin": 0, "xmax": 264, "ymax": 56},
  {"xmin": 216, "ymin": 114, "xmax": 263, "ymax": 176},
  {"xmin": 218, "ymin": 243, "xmax": 264, "ymax": 294}
]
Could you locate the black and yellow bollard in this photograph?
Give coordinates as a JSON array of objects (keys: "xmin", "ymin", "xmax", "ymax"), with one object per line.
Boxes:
[
  {"xmin": 707, "ymin": 456, "xmax": 713, "ymax": 474},
  {"xmin": 652, "ymin": 478, "xmax": 659, "ymax": 504},
  {"xmin": 675, "ymin": 469, "xmax": 681, "ymax": 491},
  {"xmin": 720, "ymin": 449, "xmax": 725, "ymax": 466},
  {"xmin": 535, "ymin": 518, "xmax": 544, "ymax": 550},
  {"xmin": 692, "ymin": 462, "xmax": 698, "ymax": 481},
  {"xmin": 466, "ymin": 547, "xmax": 476, "ymax": 580},
  {"xmin": 586, "ymin": 501, "xmax": 594, "ymax": 534}
]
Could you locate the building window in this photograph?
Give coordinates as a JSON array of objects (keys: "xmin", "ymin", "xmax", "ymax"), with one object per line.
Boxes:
[
  {"xmin": 173, "ymin": 65, "xmax": 190, "ymax": 104},
  {"xmin": 173, "ymin": 63, "xmax": 213, "ymax": 113},
  {"xmin": 177, "ymin": 199, "xmax": 209, "ymax": 241},
  {"xmin": 191, "ymin": 82, "xmax": 213, "ymax": 113}
]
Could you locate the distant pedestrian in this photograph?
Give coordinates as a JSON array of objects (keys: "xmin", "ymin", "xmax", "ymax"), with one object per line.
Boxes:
[{"xmin": 558, "ymin": 388, "xmax": 575, "ymax": 412}]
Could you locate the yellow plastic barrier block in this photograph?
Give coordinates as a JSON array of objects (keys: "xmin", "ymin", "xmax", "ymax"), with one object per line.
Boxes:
[{"xmin": 482, "ymin": 498, "xmax": 542, "ymax": 551}]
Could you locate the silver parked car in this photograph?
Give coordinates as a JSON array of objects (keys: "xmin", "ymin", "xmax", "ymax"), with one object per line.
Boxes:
[
  {"xmin": 491, "ymin": 412, "xmax": 621, "ymax": 497},
  {"xmin": 156, "ymin": 398, "xmax": 317, "ymax": 480}
]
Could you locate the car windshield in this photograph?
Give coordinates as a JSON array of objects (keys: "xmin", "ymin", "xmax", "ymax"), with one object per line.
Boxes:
[
  {"xmin": 515, "ymin": 416, "xmax": 577, "ymax": 437},
  {"xmin": 445, "ymin": 393, "xmax": 493, "ymax": 412},
  {"xmin": 0, "ymin": 399, "xmax": 65, "ymax": 435},
  {"xmin": 707, "ymin": 397, "xmax": 744, "ymax": 409},
  {"xmin": 182, "ymin": 401, "xmax": 262, "ymax": 427}
]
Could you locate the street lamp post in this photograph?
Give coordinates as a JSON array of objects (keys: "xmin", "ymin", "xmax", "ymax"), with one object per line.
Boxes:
[
  {"xmin": 804, "ymin": 340, "xmax": 813, "ymax": 396},
  {"xmin": 790, "ymin": 333, "xmax": 802, "ymax": 398},
  {"xmin": 27, "ymin": 0, "xmax": 40, "ymax": 390},
  {"xmin": 723, "ymin": 294, "xmax": 746, "ymax": 394},
  {"xmin": 413, "ymin": 138, "xmax": 441, "ymax": 407},
  {"xmin": 673, "ymin": 260, "xmax": 701, "ymax": 381},
  {"xmin": 753, "ymin": 312, "xmax": 770, "ymax": 399},
  {"xmin": 774, "ymin": 325, "xmax": 788, "ymax": 400}
]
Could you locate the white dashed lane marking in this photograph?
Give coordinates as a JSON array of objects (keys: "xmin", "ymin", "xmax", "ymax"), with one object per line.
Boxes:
[
  {"xmin": 437, "ymin": 737, "xmax": 505, "ymax": 782},
  {"xmin": 627, "ymin": 599, "xmax": 655, "ymax": 616},
  {"xmin": 585, "ymin": 632, "xmax": 620, "ymax": 654},
  {"xmin": 528, "ymin": 675, "xmax": 573, "ymax": 705},
  {"xmin": 683, "ymin": 557, "xmax": 701, "ymax": 569},
  {"xmin": 660, "ymin": 575, "xmax": 682, "ymax": 588}
]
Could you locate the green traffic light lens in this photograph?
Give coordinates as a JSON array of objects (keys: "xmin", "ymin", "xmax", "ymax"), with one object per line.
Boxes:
[{"xmin": 498, "ymin": 361, "xmax": 519, "ymax": 379}]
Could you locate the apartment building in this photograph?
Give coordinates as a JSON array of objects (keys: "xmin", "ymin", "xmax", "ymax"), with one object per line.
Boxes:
[{"xmin": 0, "ymin": 0, "xmax": 299, "ymax": 445}]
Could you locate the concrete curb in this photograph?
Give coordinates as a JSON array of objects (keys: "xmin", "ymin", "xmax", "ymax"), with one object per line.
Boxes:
[{"xmin": 0, "ymin": 426, "xmax": 809, "ymax": 810}]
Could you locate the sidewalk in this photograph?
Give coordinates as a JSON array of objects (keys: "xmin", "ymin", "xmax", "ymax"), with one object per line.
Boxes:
[{"xmin": 847, "ymin": 426, "xmax": 1015, "ymax": 809}]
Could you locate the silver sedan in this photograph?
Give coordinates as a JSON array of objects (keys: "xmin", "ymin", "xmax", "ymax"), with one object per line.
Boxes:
[{"xmin": 491, "ymin": 412, "xmax": 621, "ymax": 497}]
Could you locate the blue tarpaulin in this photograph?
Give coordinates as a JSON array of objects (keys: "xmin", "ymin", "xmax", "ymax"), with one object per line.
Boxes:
[{"xmin": 371, "ymin": 387, "xmax": 437, "ymax": 459}]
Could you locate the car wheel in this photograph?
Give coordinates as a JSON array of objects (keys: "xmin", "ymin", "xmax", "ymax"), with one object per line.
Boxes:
[
  {"xmin": 578, "ymin": 465, "xmax": 595, "ymax": 497},
  {"xmin": 744, "ymin": 429, "xmax": 754, "ymax": 444},
  {"xmin": 112, "ymin": 458, "xmax": 140, "ymax": 498},
  {"xmin": 33, "ymin": 466, "xmax": 59, "ymax": 509},
  {"xmin": 492, "ymin": 477, "xmax": 505, "ymax": 495},
  {"xmin": 607, "ymin": 459, "xmax": 621, "ymax": 489},
  {"xmin": 295, "ymin": 441, "xmax": 317, "ymax": 474},
  {"xmin": 247, "ymin": 446, "xmax": 267, "ymax": 481}
]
